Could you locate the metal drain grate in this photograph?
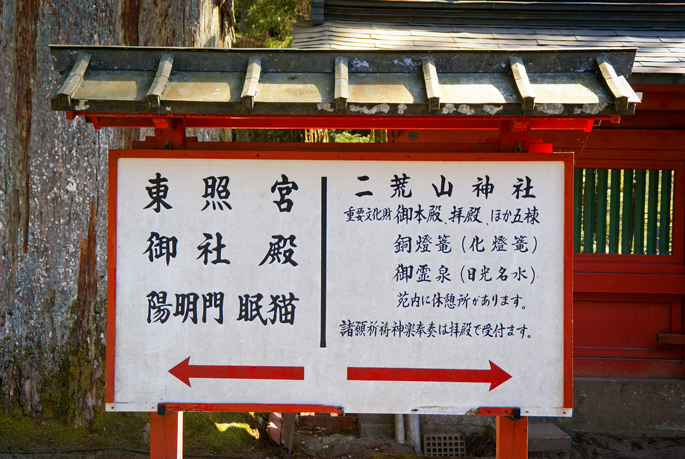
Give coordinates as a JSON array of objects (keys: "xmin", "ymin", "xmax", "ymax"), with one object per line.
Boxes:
[{"xmin": 423, "ymin": 433, "xmax": 466, "ymax": 457}]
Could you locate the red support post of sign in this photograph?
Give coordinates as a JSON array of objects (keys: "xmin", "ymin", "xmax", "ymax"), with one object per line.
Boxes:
[
  {"xmin": 150, "ymin": 411, "xmax": 183, "ymax": 459},
  {"xmin": 281, "ymin": 412, "xmax": 297, "ymax": 458},
  {"xmin": 499, "ymin": 120, "xmax": 530, "ymax": 153},
  {"xmin": 496, "ymin": 415, "xmax": 528, "ymax": 459},
  {"xmin": 153, "ymin": 117, "xmax": 185, "ymax": 150}
]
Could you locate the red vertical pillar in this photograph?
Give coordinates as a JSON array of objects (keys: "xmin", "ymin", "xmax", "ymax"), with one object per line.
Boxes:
[
  {"xmin": 281, "ymin": 412, "xmax": 297, "ymax": 458},
  {"xmin": 150, "ymin": 411, "xmax": 183, "ymax": 459},
  {"xmin": 496, "ymin": 415, "xmax": 528, "ymax": 459},
  {"xmin": 153, "ymin": 118, "xmax": 185, "ymax": 150},
  {"xmin": 499, "ymin": 120, "xmax": 530, "ymax": 153}
]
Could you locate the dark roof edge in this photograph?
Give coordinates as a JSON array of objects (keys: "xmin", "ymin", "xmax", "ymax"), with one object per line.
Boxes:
[
  {"xmin": 50, "ymin": 45, "xmax": 637, "ymax": 76},
  {"xmin": 629, "ymin": 73, "xmax": 685, "ymax": 86}
]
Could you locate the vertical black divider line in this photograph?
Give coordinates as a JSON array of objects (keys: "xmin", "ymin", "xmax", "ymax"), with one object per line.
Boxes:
[{"xmin": 320, "ymin": 177, "xmax": 328, "ymax": 348}]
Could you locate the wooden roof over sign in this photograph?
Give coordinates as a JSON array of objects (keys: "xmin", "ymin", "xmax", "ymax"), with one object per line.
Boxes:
[{"xmin": 49, "ymin": 45, "xmax": 640, "ymax": 117}]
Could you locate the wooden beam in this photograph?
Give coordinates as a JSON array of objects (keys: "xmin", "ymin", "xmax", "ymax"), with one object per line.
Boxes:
[
  {"xmin": 539, "ymin": 129, "xmax": 685, "ymax": 151},
  {"xmin": 147, "ymin": 53, "xmax": 174, "ymax": 109},
  {"xmin": 73, "ymin": 113, "xmax": 609, "ymax": 131},
  {"xmin": 153, "ymin": 118, "xmax": 185, "ymax": 150},
  {"xmin": 281, "ymin": 412, "xmax": 296, "ymax": 458},
  {"xmin": 241, "ymin": 56, "xmax": 262, "ymax": 110},
  {"xmin": 597, "ymin": 57, "xmax": 637, "ymax": 113},
  {"xmin": 496, "ymin": 415, "xmax": 528, "ymax": 459},
  {"xmin": 163, "ymin": 402, "xmax": 343, "ymax": 413},
  {"xmin": 422, "ymin": 57, "xmax": 441, "ymax": 112},
  {"xmin": 57, "ymin": 52, "xmax": 92, "ymax": 110},
  {"xmin": 596, "ymin": 111, "xmax": 685, "ymax": 130},
  {"xmin": 657, "ymin": 334, "xmax": 685, "ymax": 345},
  {"xmin": 575, "ymin": 358, "xmax": 685, "ymax": 379},
  {"xmin": 150, "ymin": 411, "xmax": 183, "ymax": 459},
  {"xmin": 335, "ymin": 57, "xmax": 349, "ymax": 112},
  {"xmin": 509, "ymin": 57, "xmax": 535, "ymax": 113},
  {"xmin": 574, "ymin": 273, "xmax": 685, "ymax": 295}
]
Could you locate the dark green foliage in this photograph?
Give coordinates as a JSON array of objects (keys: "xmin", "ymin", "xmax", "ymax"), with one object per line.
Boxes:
[{"xmin": 234, "ymin": 0, "xmax": 308, "ymax": 47}]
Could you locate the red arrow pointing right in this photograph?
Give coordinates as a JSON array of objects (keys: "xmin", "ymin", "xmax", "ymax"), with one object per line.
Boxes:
[{"xmin": 347, "ymin": 360, "xmax": 512, "ymax": 391}]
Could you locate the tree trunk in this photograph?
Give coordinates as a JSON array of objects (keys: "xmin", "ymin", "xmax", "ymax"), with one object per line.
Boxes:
[
  {"xmin": 233, "ymin": 129, "xmax": 294, "ymax": 143},
  {"xmin": 0, "ymin": 0, "xmax": 233, "ymax": 426},
  {"xmin": 305, "ymin": 129, "xmax": 329, "ymax": 143},
  {"xmin": 233, "ymin": 129, "xmax": 329, "ymax": 144}
]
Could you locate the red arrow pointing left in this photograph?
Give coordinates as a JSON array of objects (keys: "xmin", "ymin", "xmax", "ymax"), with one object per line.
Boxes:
[{"xmin": 169, "ymin": 357, "xmax": 304, "ymax": 387}]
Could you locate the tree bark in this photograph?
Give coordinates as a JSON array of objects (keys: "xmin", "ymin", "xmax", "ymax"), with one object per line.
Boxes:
[
  {"xmin": 233, "ymin": 129, "xmax": 294, "ymax": 143},
  {"xmin": 0, "ymin": 0, "xmax": 232, "ymax": 426},
  {"xmin": 305, "ymin": 129, "xmax": 329, "ymax": 143}
]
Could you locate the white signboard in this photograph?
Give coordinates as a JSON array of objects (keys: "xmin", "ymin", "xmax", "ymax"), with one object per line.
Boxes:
[{"xmin": 108, "ymin": 151, "xmax": 572, "ymax": 417}]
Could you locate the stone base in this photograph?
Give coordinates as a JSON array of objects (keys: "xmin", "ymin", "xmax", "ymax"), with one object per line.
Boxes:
[
  {"xmin": 555, "ymin": 377, "xmax": 685, "ymax": 435},
  {"xmin": 358, "ymin": 414, "xmax": 395, "ymax": 438},
  {"xmin": 528, "ymin": 423, "xmax": 572, "ymax": 452},
  {"xmin": 486, "ymin": 422, "xmax": 571, "ymax": 453},
  {"xmin": 357, "ymin": 378, "xmax": 685, "ymax": 442}
]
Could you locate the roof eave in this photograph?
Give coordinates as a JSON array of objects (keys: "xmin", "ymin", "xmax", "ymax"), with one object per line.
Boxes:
[{"xmin": 49, "ymin": 46, "xmax": 640, "ymax": 117}]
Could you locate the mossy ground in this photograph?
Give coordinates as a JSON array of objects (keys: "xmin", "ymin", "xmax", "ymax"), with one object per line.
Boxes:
[
  {"xmin": 183, "ymin": 411, "xmax": 268, "ymax": 454},
  {"xmin": 0, "ymin": 408, "xmax": 268, "ymax": 455}
]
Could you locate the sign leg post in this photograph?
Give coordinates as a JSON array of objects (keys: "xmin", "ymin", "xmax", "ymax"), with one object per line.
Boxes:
[
  {"xmin": 150, "ymin": 411, "xmax": 183, "ymax": 459},
  {"xmin": 281, "ymin": 412, "xmax": 296, "ymax": 458},
  {"xmin": 495, "ymin": 415, "xmax": 528, "ymax": 459}
]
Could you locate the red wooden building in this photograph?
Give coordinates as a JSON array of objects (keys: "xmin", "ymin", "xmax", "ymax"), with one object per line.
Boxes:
[{"xmin": 296, "ymin": 0, "xmax": 685, "ymax": 434}]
